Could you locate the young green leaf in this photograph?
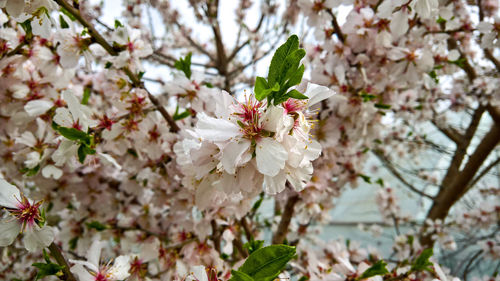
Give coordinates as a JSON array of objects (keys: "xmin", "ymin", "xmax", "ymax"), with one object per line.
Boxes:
[
  {"xmin": 279, "ymin": 49, "xmax": 306, "ymax": 85},
  {"xmin": 82, "ymin": 87, "xmax": 91, "ymax": 105},
  {"xmin": 32, "ymin": 262, "xmax": 64, "ymax": 280},
  {"xmin": 284, "ymin": 64, "xmax": 305, "ymax": 90},
  {"xmin": 411, "ymin": 248, "xmax": 434, "ymax": 272},
  {"xmin": 175, "ymin": 52, "xmax": 192, "ymax": 79},
  {"xmin": 56, "ymin": 127, "xmax": 90, "ymax": 142},
  {"xmin": 59, "ymin": 15, "xmax": 69, "ymax": 29},
  {"xmin": 238, "ymin": 245, "xmax": 296, "ymax": 281},
  {"xmin": 86, "ymin": 221, "xmax": 109, "ymax": 231},
  {"xmin": 254, "ymin": 76, "xmax": 269, "ymax": 100},
  {"xmin": 244, "ymin": 240, "xmax": 265, "ymax": 255},
  {"xmin": 286, "ymin": 89, "xmax": 308, "ymax": 100},
  {"xmin": 268, "ymin": 35, "xmax": 299, "ymax": 87},
  {"xmin": 357, "ymin": 260, "xmax": 389, "ymax": 280},
  {"xmin": 230, "ymin": 270, "xmax": 255, "ymax": 281},
  {"xmin": 77, "ymin": 144, "xmax": 96, "ymax": 164}
]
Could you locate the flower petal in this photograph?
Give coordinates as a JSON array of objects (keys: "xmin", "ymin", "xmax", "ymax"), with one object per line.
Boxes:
[
  {"xmin": 263, "ymin": 171, "xmax": 287, "ymax": 195},
  {"xmin": 304, "ymin": 83, "xmax": 335, "ymax": 107},
  {"xmin": 24, "ymin": 99, "xmax": 53, "ymax": 117},
  {"xmin": 0, "ymin": 179, "xmax": 21, "ymax": 209},
  {"xmin": 195, "ymin": 113, "xmax": 240, "ymax": 142},
  {"xmin": 256, "ymin": 138, "xmax": 288, "ymax": 177},
  {"xmin": 221, "ymin": 140, "xmax": 251, "ymax": 174},
  {"xmin": 0, "ymin": 219, "xmax": 21, "ymax": 246},
  {"xmin": 23, "ymin": 226, "xmax": 54, "ymax": 252},
  {"xmin": 108, "ymin": 255, "xmax": 131, "ymax": 280}
]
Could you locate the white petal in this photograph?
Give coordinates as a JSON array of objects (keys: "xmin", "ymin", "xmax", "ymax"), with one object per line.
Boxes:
[
  {"xmin": 256, "ymin": 138, "xmax": 288, "ymax": 177},
  {"xmin": 0, "ymin": 219, "xmax": 21, "ymax": 246},
  {"xmin": 304, "ymin": 83, "xmax": 335, "ymax": 107},
  {"xmin": 0, "ymin": 179, "xmax": 21, "ymax": 208},
  {"xmin": 53, "ymin": 107, "xmax": 74, "ymax": 127},
  {"xmin": 262, "ymin": 106, "xmax": 285, "ymax": 132},
  {"xmin": 16, "ymin": 131, "xmax": 37, "ymax": 147},
  {"xmin": 41, "ymin": 165, "xmax": 63, "ymax": 180},
  {"xmin": 191, "ymin": 265, "xmax": 208, "ymax": 281},
  {"xmin": 24, "ymin": 99, "xmax": 53, "ymax": 116},
  {"xmin": 6, "ymin": 0, "xmax": 24, "ymax": 17},
  {"xmin": 221, "ymin": 140, "xmax": 251, "ymax": 174},
  {"xmin": 69, "ymin": 260, "xmax": 99, "ymax": 274},
  {"xmin": 195, "ymin": 113, "xmax": 241, "ymax": 142},
  {"xmin": 390, "ymin": 11, "xmax": 409, "ymax": 38},
  {"xmin": 263, "ymin": 171, "xmax": 287, "ymax": 195},
  {"xmin": 23, "ymin": 226, "xmax": 54, "ymax": 252},
  {"xmin": 108, "ymin": 255, "xmax": 131, "ymax": 280},
  {"xmin": 70, "ymin": 264, "xmax": 95, "ymax": 281},
  {"xmin": 87, "ymin": 239, "xmax": 105, "ymax": 268},
  {"xmin": 98, "ymin": 153, "xmax": 122, "ymax": 170}
]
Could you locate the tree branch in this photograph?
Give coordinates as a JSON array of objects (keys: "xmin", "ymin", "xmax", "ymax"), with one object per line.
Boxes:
[
  {"xmin": 327, "ymin": 9, "xmax": 345, "ymax": 43},
  {"xmin": 48, "ymin": 243, "xmax": 77, "ymax": 281},
  {"xmin": 373, "ymin": 150, "xmax": 435, "ymax": 200},
  {"xmin": 54, "ymin": 0, "xmax": 180, "ymax": 133},
  {"xmin": 272, "ymin": 194, "xmax": 300, "ymax": 244}
]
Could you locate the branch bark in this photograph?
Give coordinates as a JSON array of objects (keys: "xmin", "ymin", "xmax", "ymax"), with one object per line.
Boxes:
[
  {"xmin": 48, "ymin": 242, "xmax": 77, "ymax": 281},
  {"xmin": 272, "ymin": 194, "xmax": 300, "ymax": 244}
]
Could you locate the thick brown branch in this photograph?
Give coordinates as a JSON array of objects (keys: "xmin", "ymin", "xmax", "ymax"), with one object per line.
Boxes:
[
  {"xmin": 272, "ymin": 194, "xmax": 300, "ymax": 244},
  {"xmin": 423, "ymin": 123, "xmax": 500, "ymax": 246},
  {"xmin": 431, "ymin": 120, "xmax": 463, "ymax": 145}
]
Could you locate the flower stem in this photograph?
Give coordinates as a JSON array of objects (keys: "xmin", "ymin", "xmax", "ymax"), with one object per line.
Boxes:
[{"xmin": 48, "ymin": 242, "xmax": 77, "ymax": 281}]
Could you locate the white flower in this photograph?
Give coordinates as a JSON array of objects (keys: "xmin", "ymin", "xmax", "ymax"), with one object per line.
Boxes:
[
  {"xmin": 53, "ymin": 90, "xmax": 97, "ymax": 132},
  {"xmin": 70, "ymin": 239, "xmax": 132, "ymax": 281},
  {"xmin": 0, "ymin": 179, "xmax": 54, "ymax": 252}
]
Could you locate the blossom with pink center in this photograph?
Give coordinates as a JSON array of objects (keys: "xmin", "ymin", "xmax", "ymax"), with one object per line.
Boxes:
[
  {"xmin": 0, "ymin": 178, "xmax": 54, "ymax": 252},
  {"xmin": 70, "ymin": 239, "xmax": 131, "ymax": 281}
]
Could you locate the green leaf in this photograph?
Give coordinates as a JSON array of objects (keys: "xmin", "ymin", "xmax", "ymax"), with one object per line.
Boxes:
[
  {"xmin": 82, "ymin": 87, "xmax": 91, "ymax": 105},
  {"xmin": 32, "ymin": 262, "xmax": 64, "ymax": 280},
  {"xmin": 173, "ymin": 105, "xmax": 191, "ymax": 121},
  {"xmin": 104, "ymin": 62, "xmax": 113, "ymax": 69},
  {"xmin": 411, "ymin": 248, "xmax": 434, "ymax": 272},
  {"xmin": 284, "ymin": 64, "xmax": 305, "ymax": 89},
  {"xmin": 56, "ymin": 127, "xmax": 90, "ymax": 142},
  {"xmin": 358, "ymin": 174, "xmax": 371, "ymax": 183},
  {"xmin": 86, "ymin": 221, "xmax": 108, "ymax": 231},
  {"xmin": 254, "ymin": 76, "xmax": 269, "ymax": 100},
  {"xmin": 114, "ymin": 19, "xmax": 124, "ymax": 28},
  {"xmin": 280, "ymin": 49, "xmax": 306, "ymax": 85},
  {"xmin": 21, "ymin": 164, "xmax": 41, "ymax": 177},
  {"xmin": 174, "ymin": 52, "xmax": 192, "ymax": 79},
  {"xmin": 286, "ymin": 89, "xmax": 308, "ymax": 100},
  {"xmin": 60, "ymin": 7, "xmax": 76, "ymax": 21},
  {"xmin": 230, "ymin": 270, "xmax": 255, "ymax": 281},
  {"xmin": 244, "ymin": 240, "xmax": 265, "ymax": 255},
  {"xmin": 59, "ymin": 15, "xmax": 69, "ymax": 29},
  {"xmin": 357, "ymin": 260, "xmax": 389, "ymax": 280},
  {"xmin": 77, "ymin": 144, "xmax": 96, "ymax": 164},
  {"xmin": 254, "ymin": 77, "xmax": 280, "ymax": 101},
  {"xmin": 268, "ymin": 35, "xmax": 299, "ymax": 87},
  {"xmin": 238, "ymin": 245, "xmax": 296, "ymax": 281},
  {"xmin": 69, "ymin": 237, "xmax": 79, "ymax": 250},
  {"xmin": 374, "ymin": 103, "xmax": 391, "ymax": 109}
]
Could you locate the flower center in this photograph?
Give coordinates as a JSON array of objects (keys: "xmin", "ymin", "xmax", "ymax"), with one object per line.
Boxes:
[
  {"xmin": 11, "ymin": 195, "xmax": 43, "ymax": 230},
  {"xmin": 234, "ymin": 95, "xmax": 264, "ymax": 139}
]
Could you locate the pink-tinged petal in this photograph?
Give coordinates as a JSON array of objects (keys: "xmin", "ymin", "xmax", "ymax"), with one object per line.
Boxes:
[
  {"xmin": 221, "ymin": 140, "xmax": 251, "ymax": 174},
  {"xmin": 23, "ymin": 226, "xmax": 54, "ymax": 252},
  {"xmin": 0, "ymin": 179, "xmax": 21, "ymax": 209},
  {"xmin": 0, "ymin": 219, "xmax": 21, "ymax": 246},
  {"xmin": 256, "ymin": 138, "xmax": 288, "ymax": 177},
  {"xmin": 195, "ymin": 113, "xmax": 240, "ymax": 142},
  {"xmin": 263, "ymin": 171, "xmax": 287, "ymax": 195}
]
